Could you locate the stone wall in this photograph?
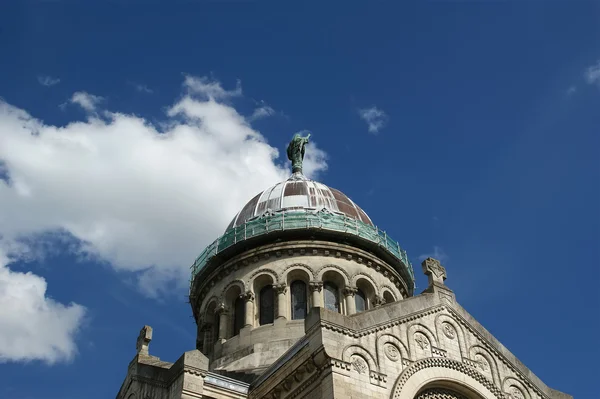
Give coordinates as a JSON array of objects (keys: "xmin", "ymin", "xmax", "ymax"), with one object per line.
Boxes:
[
  {"xmin": 191, "ymin": 240, "xmax": 407, "ymax": 375},
  {"xmin": 248, "ymin": 281, "xmax": 571, "ymax": 399}
]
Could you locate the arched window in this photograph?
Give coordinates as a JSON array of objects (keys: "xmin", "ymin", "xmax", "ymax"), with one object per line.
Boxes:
[
  {"xmin": 290, "ymin": 280, "xmax": 307, "ymax": 320},
  {"xmin": 383, "ymin": 291, "xmax": 395, "ymax": 304},
  {"xmin": 323, "ymin": 282, "xmax": 340, "ymax": 313},
  {"xmin": 233, "ymin": 296, "xmax": 245, "ymax": 336},
  {"xmin": 355, "ymin": 288, "xmax": 367, "ymax": 313},
  {"xmin": 259, "ymin": 285, "xmax": 275, "ymax": 325}
]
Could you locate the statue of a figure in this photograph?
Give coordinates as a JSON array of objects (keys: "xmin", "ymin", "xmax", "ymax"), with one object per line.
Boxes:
[{"xmin": 286, "ymin": 133, "xmax": 311, "ymax": 174}]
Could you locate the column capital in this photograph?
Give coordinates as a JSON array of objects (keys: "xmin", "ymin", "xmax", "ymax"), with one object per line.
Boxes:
[
  {"xmin": 241, "ymin": 291, "xmax": 255, "ymax": 302},
  {"xmin": 216, "ymin": 303, "xmax": 229, "ymax": 315},
  {"xmin": 274, "ymin": 283, "xmax": 287, "ymax": 295},
  {"xmin": 342, "ymin": 287, "xmax": 358, "ymax": 297},
  {"xmin": 309, "ymin": 281, "xmax": 323, "ymax": 292},
  {"xmin": 372, "ymin": 295, "xmax": 385, "ymax": 307}
]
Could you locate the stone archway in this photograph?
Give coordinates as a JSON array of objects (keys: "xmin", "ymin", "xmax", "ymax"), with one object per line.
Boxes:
[
  {"xmin": 414, "ymin": 386, "xmax": 477, "ymax": 399},
  {"xmin": 391, "ymin": 358, "xmax": 503, "ymax": 399}
]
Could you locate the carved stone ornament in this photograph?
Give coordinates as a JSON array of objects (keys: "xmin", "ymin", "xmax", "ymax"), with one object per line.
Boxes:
[
  {"xmin": 275, "ymin": 283, "xmax": 287, "ymax": 295},
  {"xmin": 442, "ymin": 322, "xmax": 456, "ymax": 339},
  {"xmin": 421, "ymin": 257, "xmax": 447, "ymax": 284},
  {"xmin": 309, "ymin": 281, "xmax": 323, "ymax": 292},
  {"xmin": 384, "ymin": 343, "xmax": 400, "ymax": 362},
  {"xmin": 241, "ymin": 291, "xmax": 255, "ymax": 302},
  {"xmin": 509, "ymin": 387, "xmax": 524, "ymax": 399},
  {"xmin": 351, "ymin": 356, "xmax": 368, "ymax": 374},
  {"xmin": 414, "ymin": 332, "xmax": 430, "ymax": 350},
  {"xmin": 474, "ymin": 354, "xmax": 489, "ymax": 372}
]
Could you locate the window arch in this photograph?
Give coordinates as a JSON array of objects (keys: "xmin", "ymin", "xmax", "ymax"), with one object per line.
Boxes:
[
  {"xmin": 259, "ymin": 285, "xmax": 275, "ymax": 325},
  {"xmin": 233, "ymin": 296, "xmax": 245, "ymax": 336},
  {"xmin": 290, "ymin": 280, "xmax": 307, "ymax": 320},
  {"xmin": 355, "ymin": 288, "xmax": 367, "ymax": 313},
  {"xmin": 324, "ymin": 282, "xmax": 340, "ymax": 313},
  {"xmin": 416, "ymin": 387, "xmax": 472, "ymax": 399},
  {"xmin": 383, "ymin": 290, "xmax": 395, "ymax": 304}
]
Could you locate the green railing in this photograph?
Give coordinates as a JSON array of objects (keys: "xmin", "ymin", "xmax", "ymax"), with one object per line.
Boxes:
[{"xmin": 190, "ymin": 210, "xmax": 414, "ymax": 289}]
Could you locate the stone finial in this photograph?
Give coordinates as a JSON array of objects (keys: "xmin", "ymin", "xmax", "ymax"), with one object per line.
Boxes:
[
  {"xmin": 136, "ymin": 325, "xmax": 152, "ymax": 355},
  {"xmin": 421, "ymin": 257, "xmax": 447, "ymax": 286}
]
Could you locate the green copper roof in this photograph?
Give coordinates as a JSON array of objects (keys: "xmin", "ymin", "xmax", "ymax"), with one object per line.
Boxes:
[{"xmin": 190, "ymin": 209, "xmax": 415, "ymax": 292}]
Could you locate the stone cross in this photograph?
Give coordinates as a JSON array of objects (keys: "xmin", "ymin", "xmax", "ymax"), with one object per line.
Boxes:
[
  {"xmin": 421, "ymin": 257, "xmax": 447, "ymax": 286},
  {"xmin": 136, "ymin": 325, "xmax": 153, "ymax": 355}
]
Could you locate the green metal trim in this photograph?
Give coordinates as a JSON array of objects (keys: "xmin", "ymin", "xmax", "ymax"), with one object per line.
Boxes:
[{"xmin": 190, "ymin": 210, "xmax": 415, "ymax": 291}]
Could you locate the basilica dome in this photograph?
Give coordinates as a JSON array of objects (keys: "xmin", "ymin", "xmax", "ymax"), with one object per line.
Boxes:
[{"xmin": 226, "ymin": 172, "xmax": 373, "ymax": 231}]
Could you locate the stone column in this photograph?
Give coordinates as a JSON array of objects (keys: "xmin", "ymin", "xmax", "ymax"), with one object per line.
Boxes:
[
  {"xmin": 242, "ymin": 291, "xmax": 255, "ymax": 327},
  {"xmin": 343, "ymin": 287, "xmax": 357, "ymax": 315},
  {"xmin": 309, "ymin": 281, "xmax": 323, "ymax": 308},
  {"xmin": 217, "ymin": 304, "xmax": 229, "ymax": 341},
  {"xmin": 275, "ymin": 283, "xmax": 287, "ymax": 319}
]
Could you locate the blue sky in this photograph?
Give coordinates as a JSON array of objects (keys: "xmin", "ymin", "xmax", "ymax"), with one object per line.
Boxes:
[{"xmin": 0, "ymin": 2, "xmax": 598, "ymax": 398}]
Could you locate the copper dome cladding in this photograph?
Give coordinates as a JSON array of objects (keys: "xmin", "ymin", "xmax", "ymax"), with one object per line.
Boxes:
[{"xmin": 226, "ymin": 173, "xmax": 373, "ymax": 230}]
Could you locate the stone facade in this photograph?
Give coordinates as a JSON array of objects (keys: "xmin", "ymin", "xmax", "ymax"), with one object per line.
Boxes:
[
  {"xmin": 116, "ymin": 168, "xmax": 570, "ymax": 399},
  {"xmin": 116, "ymin": 258, "xmax": 571, "ymax": 399}
]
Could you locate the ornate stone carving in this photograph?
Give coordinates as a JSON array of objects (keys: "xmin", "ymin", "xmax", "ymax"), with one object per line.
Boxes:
[
  {"xmin": 414, "ymin": 332, "xmax": 430, "ymax": 350},
  {"xmin": 384, "ymin": 343, "xmax": 400, "ymax": 362},
  {"xmin": 421, "ymin": 257, "xmax": 447, "ymax": 285},
  {"xmin": 351, "ymin": 356, "xmax": 368, "ymax": 374},
  {"xmin": 509, "ymin": 387, "xmax": 524, "ymax": 399},
  {"xmin": 308, "ymin": 281, "xmax": 323, "ymax": 292},
  {"xmin": 442, "ymin": 322, "xmax": 456, "ymax": 339},
  {"xmin": 392, "ymin": 357, "xmax": 505, "ymax": 399},
  {"xmin": 372, "ymin": 295, "xmax": 385, "ymax": 307},
  {"xmin": 136, "ymin": 325, "xmax": 152, "ymax": 355},
  {"xmin": 416, "ymin": 387, "xmax": 471, "ymax": 399},
  {"xmin": 275, "ymin": 283, "xmax": 287, "ymax": 294},
  {"xmin": 342, "ymin": 287, "xmax": 358, "ymax": 297},
  {"xmin": 241, "ymin": 291, "xmax": 254, "ymax": 302},
  {"xmin": 474, "ymin": 354, "xmax": 489, "ymax": 372}
]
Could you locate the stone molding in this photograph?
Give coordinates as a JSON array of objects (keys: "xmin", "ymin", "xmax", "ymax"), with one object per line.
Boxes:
[{"xmin": 391, "ymin": 357, "xmax": 504, "ymax": 399}]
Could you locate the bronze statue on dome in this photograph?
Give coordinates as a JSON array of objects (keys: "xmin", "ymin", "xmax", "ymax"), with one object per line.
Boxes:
[{"xmin": 286, "ymin": 133, "xmax": 310, "ymax": 174}]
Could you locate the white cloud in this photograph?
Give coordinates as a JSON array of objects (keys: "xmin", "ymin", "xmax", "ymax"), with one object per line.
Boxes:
[
  {"xmin": 584, "ymin": 60, "xmax": 600, "ymax": 86},
  {"xmin": 70, "ymin": 91, "xmax": 103, "ymax": 112},
  {"xmin": 0, "ymin": 248, "xmax": 86, "ymax": 364},
  {"xmin": 250, "ymin": 105, "xmax": 275, "ymax": 121},
  {"xmin": 0, "ymin": 76, "xmax": 327, "ymax": 297},
  {"xmin": 134, "ymin": 84, "xmax": 153, "ymax": 94},
  {"xmin": 358, "ymin": 106, "xmax": 388, "ymax": 134},
  {"xmin": 37, "ymin": 75, "xmax": 60, "ymax": 87},
  {"xmin": 418, "ymin": 246, "xmax": 448, "ymax": 264},
  {"xmin": 183, "ymin": 75, "xmax": 242, "ymax": 100},
  {"xmin": 566, "ymin": 86, "xmax": 577, "ymax": 96}
]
